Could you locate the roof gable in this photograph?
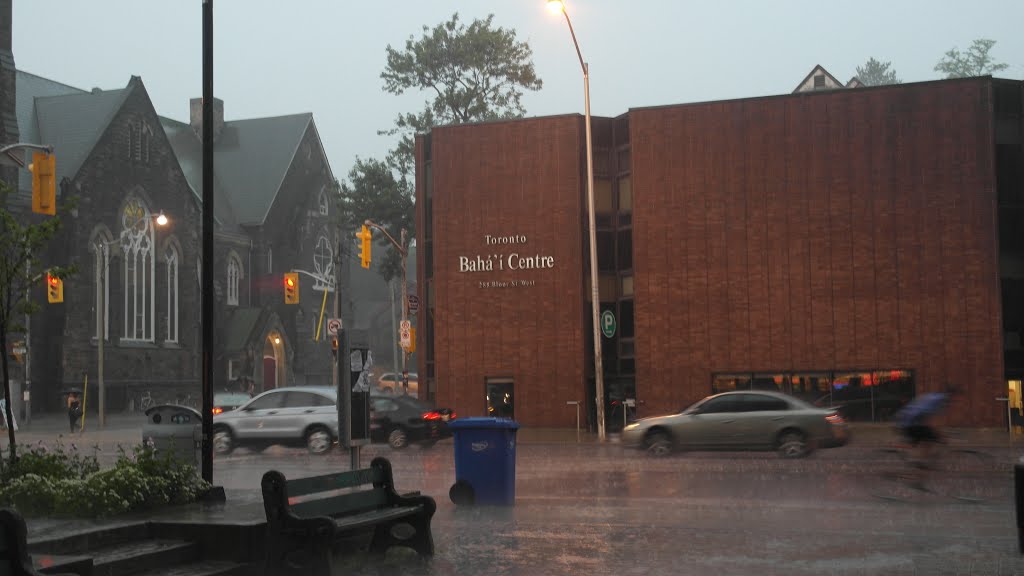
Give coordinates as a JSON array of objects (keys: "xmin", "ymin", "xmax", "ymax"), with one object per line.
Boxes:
[
  {"xmin": 793, "ymin": 65, "xmax": 846, "ymax": 93},
  {"xmin": 34, "ymin": 86, "xmax": 132, "ymax": 184},
  {"xmin": 162, "ymin": 112, "xmax": 313, "ymax": 227}
]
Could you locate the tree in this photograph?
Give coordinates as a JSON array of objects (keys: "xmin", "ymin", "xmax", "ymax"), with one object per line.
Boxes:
[
  {"xmin": 856, "ymin": 57, "xmax": 902, "ymax": 86},
  {"xmin": 379, "ymin": 13, "xmax": 543, "ymax": 182},
  {"xmin": 935, "ymin": 38, "xmax": 1009, "ymax": 78},
  {"xmin": 337, "ymin": 158, "xmax": 413, "ymax": 284},
  {"xmin": 0, "ymin": 182, "xmax": 73, "ymax": 464}
]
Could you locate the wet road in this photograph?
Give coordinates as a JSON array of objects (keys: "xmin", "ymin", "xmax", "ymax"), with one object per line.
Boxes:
[{"xmin": 212, "ymin": 442, "xmax": 1022, "ymax": 575}]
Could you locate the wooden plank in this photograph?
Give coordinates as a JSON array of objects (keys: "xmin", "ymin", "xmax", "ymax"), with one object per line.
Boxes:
[
  {"xmin": 331, "ymin": 506, "xmax": 423, "ymax": 532},
  {"xmin": 289, "ymin": 489, "xmax": 389, "ymax": 519},
  {"xmin": 285, "ymin": 468, "xmax": 382, "ymax": 498}
]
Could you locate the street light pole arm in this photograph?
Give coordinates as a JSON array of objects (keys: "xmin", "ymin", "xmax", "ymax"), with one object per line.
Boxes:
[
  {"xmin": 560, "ymin": 10, "xmax": 587, "ymax": 75},
  {"xmin": 363, "ymin": 220, "xmax": 407, "ymax": 256}
]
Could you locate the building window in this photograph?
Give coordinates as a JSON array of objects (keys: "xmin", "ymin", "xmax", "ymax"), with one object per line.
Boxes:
[
  {"xmin": 165, "ymin": 245, "xmax": 179, "ymax": 342},
  {"xmin": 127, "ymin": 124, "xmax": 134, "ymax": 160},
  {"xmin": 267, "ymin": 246, "xmax": 273, "ymax": 274},
  {"xmin": 227, "ymin": 254, "xmax": 242, "ymax": 306},
  {"xmin": 313, "ymin": 235, "xmax": 334, "ymax": 291},
  {"xmin": 318, "ymin": 190, "xmax": 329, "ymax": 216},
  {"xmin": 814, "ymin": 74, "xmax": 826, "ymax": 88},
  {"xmin": 121, "ymin": 198, "xmax": 155, "ymax": 341}
]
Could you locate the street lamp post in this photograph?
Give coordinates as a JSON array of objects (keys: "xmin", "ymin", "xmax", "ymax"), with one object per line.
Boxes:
[
  {"xmin": 363, "ymin": 221, "xmax": 409, "ymax": 392},
  {"xmin": 95, "ymin": 211, "xmax": 167, "ymax": 428},
  {"xmin": 547, "ymin": 0, "xmax": 606, "ymax": 441}
]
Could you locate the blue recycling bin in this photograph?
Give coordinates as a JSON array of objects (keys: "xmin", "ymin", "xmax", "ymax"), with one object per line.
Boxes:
[{"xmin": 448, "ymin": 417, "xmax": 520, "ymax": 506}]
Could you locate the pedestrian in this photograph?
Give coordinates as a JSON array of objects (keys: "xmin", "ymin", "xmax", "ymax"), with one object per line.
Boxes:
[{"xmin": 67, "ymin": 391, "xmax": 82, "ymax": 433}]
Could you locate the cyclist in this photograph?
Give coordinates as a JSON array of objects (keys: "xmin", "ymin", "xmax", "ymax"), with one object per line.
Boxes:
[{"xmin": 895, "ymin": 385, "xmax": 959, "ymax": 485}]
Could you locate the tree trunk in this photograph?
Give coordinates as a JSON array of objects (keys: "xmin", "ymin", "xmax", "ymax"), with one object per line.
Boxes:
[{"xmin": 0, "ymin": 324, "xmax": 16, "ymax": 463}]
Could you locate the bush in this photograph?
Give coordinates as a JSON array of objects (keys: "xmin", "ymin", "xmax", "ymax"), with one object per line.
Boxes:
[{"xmin": 0, "ymin": 443, "xmax": 210, "ymax": 518}]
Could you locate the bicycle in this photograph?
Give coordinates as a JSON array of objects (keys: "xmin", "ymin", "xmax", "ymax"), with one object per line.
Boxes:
[{"xmin": 866, "ymin": 430, "xmax": 995, "ymax": 503}]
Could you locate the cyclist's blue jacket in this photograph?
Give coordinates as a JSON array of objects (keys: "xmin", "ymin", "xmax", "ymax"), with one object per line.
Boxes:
[{"xmin": 897, "ymin": 392, "xmax": 949, "ymax": 428}]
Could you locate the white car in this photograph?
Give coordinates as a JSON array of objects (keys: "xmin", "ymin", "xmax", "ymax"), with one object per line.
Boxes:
[{"xmin": 212, "ymin": 386, "xmax": 338, "ymax": 455}]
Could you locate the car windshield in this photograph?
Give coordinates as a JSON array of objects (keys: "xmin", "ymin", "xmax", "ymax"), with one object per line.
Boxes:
[{"xmin": 214, "ymin": 393, "xmax": 251, "ymax": 405}]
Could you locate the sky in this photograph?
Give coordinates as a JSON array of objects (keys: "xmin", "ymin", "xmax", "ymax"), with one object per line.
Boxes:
[{"xmin": 12, "ymin": 1, "xmax": 1024, "ymax": 184}]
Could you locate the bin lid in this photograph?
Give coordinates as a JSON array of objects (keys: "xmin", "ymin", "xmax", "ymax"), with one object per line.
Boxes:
[{"xmin": 448, "ymin": 417, "xmax": 520, "ymax": 430}]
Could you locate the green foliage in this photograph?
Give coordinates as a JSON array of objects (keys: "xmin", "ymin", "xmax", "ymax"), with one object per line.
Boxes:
[
  {"xmin": 0, "ymin": 180, "xmax": 76, "ymax": 463},
  {"xmin": 935, "ymin": 38, "xmax": 1009, "ymax": 78},
  {"xmin": 379, "ymin": 12, "xmax": 543, "ymax": 181},
  {"xmin": 0, "ymin": 442, "xmax": 210, "ymax": 518},
  {"xmin": 855, "ymin": 57, "xmax": 901, "ymax": 86},
  {"xmin": 338, "ymin": 159, "xmax": 414, "ymax": 283}
]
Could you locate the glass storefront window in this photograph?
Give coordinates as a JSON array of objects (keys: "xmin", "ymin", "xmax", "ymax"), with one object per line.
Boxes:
[
  {"xmin": 751, "ymin": 373, "xmax": 784, "ymax": 392},
  {"xmin": 486, "ymin": 378, "xmax": 514, "ymax": 420},
  {"xmin": 621, "ymin": 275, "xmax": 633, "ymax": 297},
  {"xmin": 713, "ymin": 374, "xmax": 751, "ymax": 394},
  {"xmin": 789, "ymin": 373, "xmax": 831, "ymax": 406}
]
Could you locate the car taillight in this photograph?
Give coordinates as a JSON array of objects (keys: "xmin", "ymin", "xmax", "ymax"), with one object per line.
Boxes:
[
  {"xmin": 212, "ymin": 407, "xmax": 224, "ymax": 415},
  {"xmin": 450, "ymin": 412, "xmax": 456, "ymax": 420},
  {"xmin": 422, "ymin": 411, "xmax": 441, "ymax": 420},
  {"xmin": 825, "ymin": 413, "xmax": 844, "ymax": 425}
]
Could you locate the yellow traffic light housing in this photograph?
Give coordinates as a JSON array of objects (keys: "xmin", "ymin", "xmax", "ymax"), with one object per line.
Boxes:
[
  {"xmin": 46, "ymin": 274, "xmax": 63, "ymax": 304},
  {"xmin": 356, "ymin": 225, "xmax": 372, "ymax": 269},
  {"xmin": 30, "ymin": 152, "xmax": 56, "ymax": 216},
  {"xmin": 284, "ymin": 273, "xmax": 299, "ymax": 304}
]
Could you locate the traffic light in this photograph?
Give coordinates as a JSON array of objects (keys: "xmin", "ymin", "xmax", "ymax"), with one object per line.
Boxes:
[
  {"xmin": 29, "ymin": 152, "xmax": 56, "ymax": 216},
  {"xmin": 283, "ymin": 273, "xmax": 299, "ymax": 304},
  {"xmin": 356, "ymin": 225, "xmax": 372, "ymax": 269},
  {"xmin": 46, "ymin": 274, "xmax": 63, "ymax": 304}
]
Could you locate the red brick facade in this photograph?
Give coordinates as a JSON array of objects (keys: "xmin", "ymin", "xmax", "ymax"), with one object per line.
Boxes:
[
  {"xmin": 631, "ymin": 78, "xmax": 1003, "ymax": 427},
  {"xmin": 419, "ymin": 78, "xmax": 1009, "ymax": 428}
]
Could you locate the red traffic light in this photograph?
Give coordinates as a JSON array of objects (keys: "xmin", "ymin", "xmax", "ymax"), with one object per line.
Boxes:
[
  {"xmin": 285, "ymin": 277, "xmax": 295, "ymax": 288},
  {"xmin": 48, "ymin": 276, "xmax": 59, "ymax": 287}
]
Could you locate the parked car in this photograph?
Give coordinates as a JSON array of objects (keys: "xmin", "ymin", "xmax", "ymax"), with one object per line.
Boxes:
[
  {"xmin": 621, "ymin": 390, "xmax": 849, "ymax": 458},
  {"xmin": 377, "ymin": 372, "xmax": 419, "ymax": 397},
  {"xmin": 212, "ymin": 392, "xmax": 252, "ymax": 415},
  {"xmin": 213, "ymin": 387, "xmax": 338, "ymax": 455},
  {"xmin": 370, "ymin": 393, "xmax": 455, "ymax": 449}
]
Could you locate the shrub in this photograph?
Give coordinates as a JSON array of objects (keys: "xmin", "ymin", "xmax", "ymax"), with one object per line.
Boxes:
[{"xmin": 0, "ymin": 442, "xmax": 210, "ymax": 518}]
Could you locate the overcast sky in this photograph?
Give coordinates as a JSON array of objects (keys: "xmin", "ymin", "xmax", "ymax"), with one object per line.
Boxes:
[{"xmin": 12, "ymin": 1, "xmax": 1024, "ymax": 184}]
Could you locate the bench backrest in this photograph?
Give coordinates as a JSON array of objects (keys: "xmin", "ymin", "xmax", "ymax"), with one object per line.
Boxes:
[{"xmin": 286, "ymin": 467, "xmax": 389, "ymax": 519}]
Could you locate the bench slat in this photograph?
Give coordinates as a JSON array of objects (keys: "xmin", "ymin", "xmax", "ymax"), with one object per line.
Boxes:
[
  {"xmin": 329, "ymin": 506, "xmax": 423, "ymax": 532},
  {"xmin": 289, "ymin": 488, "xmax": 389, "ymax": 519},
  {"xmin": 286, "ymin": 468, "xmax": 384, "ymax": 498}
]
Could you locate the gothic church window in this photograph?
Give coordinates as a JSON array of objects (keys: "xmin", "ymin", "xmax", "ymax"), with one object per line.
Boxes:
[
  {"xmin": 166, "ymin": 245, "xmax": 179, "ymax": 342},
  {"xmin": 227, "ymin": 253, "xmax": 243, "ymax": 306},
  {"xmin": 120, "ymin": 198, "xmax": 156, "ymax": 341},
  {"xmin": 313, "ymin": 235, "xmax": 334, "ymax": 291}
]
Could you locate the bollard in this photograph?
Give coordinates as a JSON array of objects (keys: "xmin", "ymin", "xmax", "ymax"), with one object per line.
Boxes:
[{"xmin": 1016, "ymin": 462, "xmax": 1024, "ymax": 553}]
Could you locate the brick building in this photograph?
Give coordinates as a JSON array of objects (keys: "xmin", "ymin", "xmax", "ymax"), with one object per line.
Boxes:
[{"xmin": 416, "ymin": 76, "xmax": 1024, "ymax": 429}]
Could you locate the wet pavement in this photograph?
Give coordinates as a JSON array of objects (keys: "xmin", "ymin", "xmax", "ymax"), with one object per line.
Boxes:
[
  {"xmin": 18, "ymin": 440, "xmax": 1024, "ymax": 576},
  {"xmin": 9, "ymin": 416, "xmax": 1024, "ymax": 575}
]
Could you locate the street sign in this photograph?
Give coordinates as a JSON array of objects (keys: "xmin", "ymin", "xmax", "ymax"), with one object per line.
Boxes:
[
  {"xmin": 400, "ymin": 320, "xmax": 411, "ymax": 331},
  {"xmin": 327, "ymin": 318, "xmax": 342, "ymax": 336},
  {"xmin": 400, "ymin": 327, "xmax": 412, "ymax": 349},
  {"xmin": 601, "ymin": 310, "xmax": 616, "ymax": 338},
  {"xmin": 408, "ymin": 294, "xmax": 420, "ymax": 315}
]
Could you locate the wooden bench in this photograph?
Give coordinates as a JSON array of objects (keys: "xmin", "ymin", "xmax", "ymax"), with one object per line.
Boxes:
[
  {"xmin": 1, "ymin": 508, "xmax": 75, "ymax": 576},
  {"xmin": 261, "ymin": 456, "xmax": 436, "ymax": 576}
]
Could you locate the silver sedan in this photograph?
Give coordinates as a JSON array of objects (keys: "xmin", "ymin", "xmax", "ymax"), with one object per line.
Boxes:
[{"xmin": 621, "ymin": 390, "xmax": 849, "ymax": 458}]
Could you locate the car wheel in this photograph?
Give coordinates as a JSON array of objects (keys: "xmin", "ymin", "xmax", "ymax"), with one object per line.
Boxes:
[
  {"xmin": 213, "ymin": 427, "xmax": 234, "ymax": 455},
  {"xmin": 646, "ymin": 431, "xmax": 673, "ymax": 457},
  {"xmin": 388, "ymin": 427, "xmax": 409, "ymax": 449},
  {"xmin": 777, "ymin": 430, "xmax": 809, "ymax": 459},
  {"xmin": 305, "ymin": 426, "xmax": 333, "ymax": 455}
]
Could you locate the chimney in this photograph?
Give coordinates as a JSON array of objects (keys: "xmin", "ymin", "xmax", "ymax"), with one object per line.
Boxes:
[{"xmin": 189, "ymin": 97, "xmax": 224, "ymax": 141}]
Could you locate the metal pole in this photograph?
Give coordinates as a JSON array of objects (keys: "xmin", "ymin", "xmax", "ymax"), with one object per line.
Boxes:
[
  {"xmin": 24, "ymin": 262, "xmax": 30, "ymax": 425},
  {"xmin": 200, "ymin": 0, "xmax": 215, "ymax": 484},
  {"xmin": 558, "ymin": 7, "xmax": 605, "ymax": 441},
  {"xmin": 400, "ymin": 228, "xmax": 408, "ymax": 393},
  {"xmin": 390, "ymin": 280, "xmax": 398, "ymax": 382},
  {"xmin": 97, "ymin": 246, "xmax": 105, "ymax": 428},
  {"xmin": 582, "ymin": 64, "xmax": 605, "ymax": 441}
]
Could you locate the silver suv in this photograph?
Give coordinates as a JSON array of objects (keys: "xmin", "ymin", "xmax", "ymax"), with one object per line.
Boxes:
[{"xmin": 213, "ymin": 386, "xmax": 338, "ymax": 455}]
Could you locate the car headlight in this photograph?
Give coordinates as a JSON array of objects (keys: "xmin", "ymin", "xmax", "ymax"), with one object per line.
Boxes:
[{"xmin": 623, "ymin": 423, "xmax": 640, "ymax": 431}]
